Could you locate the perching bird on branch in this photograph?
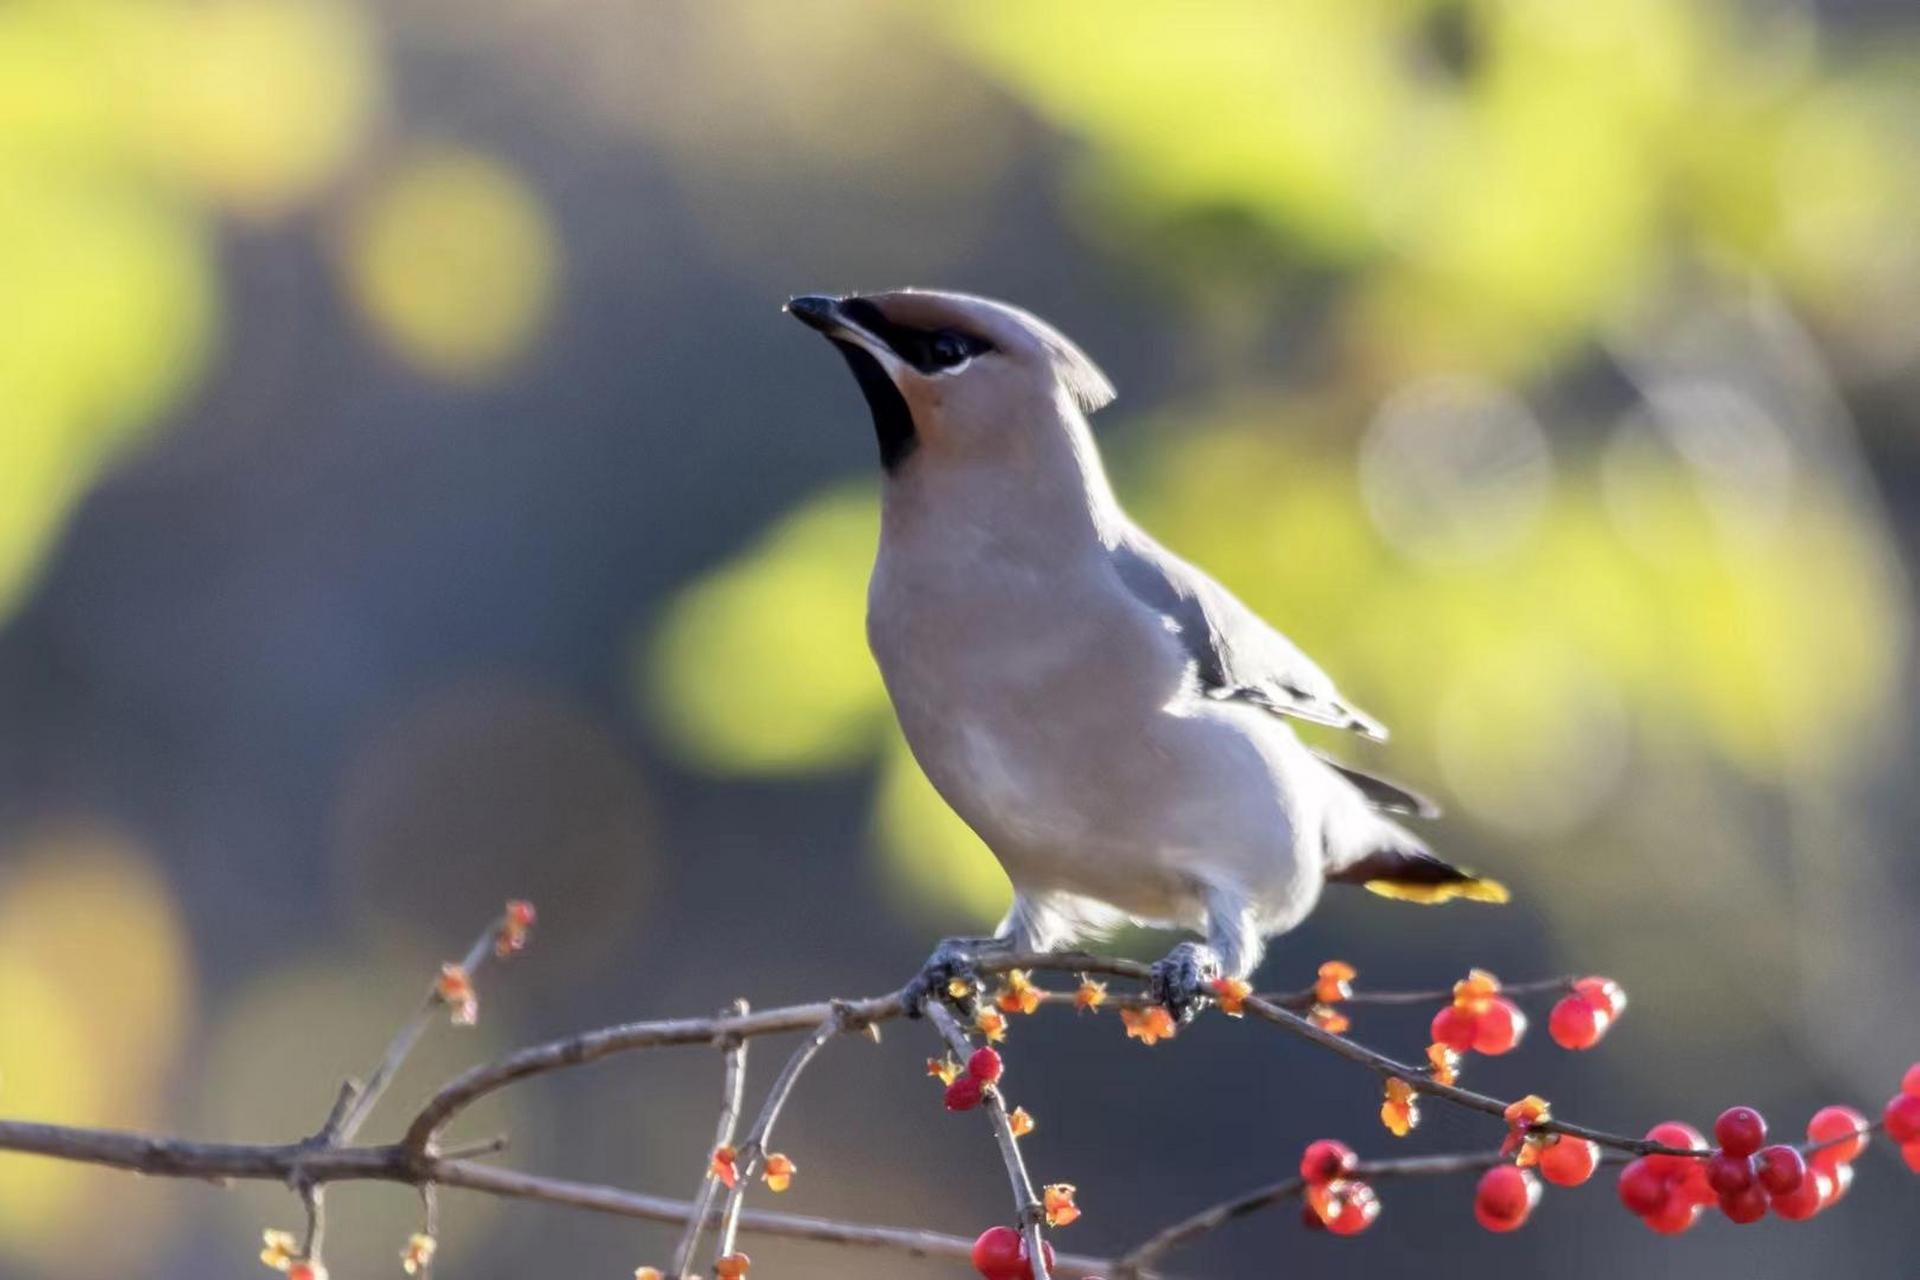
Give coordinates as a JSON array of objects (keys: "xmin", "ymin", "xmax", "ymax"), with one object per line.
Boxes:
[{"xmin": 785, "ymin": 290, "xmax": 1507, "ymax": 1018}]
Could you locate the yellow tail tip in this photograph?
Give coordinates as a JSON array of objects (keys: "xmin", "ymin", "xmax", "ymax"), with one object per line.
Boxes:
[{"xmin": 1363, "ymin": 877, "xmax": 1511, "ymax": 906}]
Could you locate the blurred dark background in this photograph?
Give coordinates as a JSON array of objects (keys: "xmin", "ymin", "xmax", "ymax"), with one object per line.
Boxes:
[{"xmin": 2, "ymin": 2, "xmax": 1917, "ymax": 1276}]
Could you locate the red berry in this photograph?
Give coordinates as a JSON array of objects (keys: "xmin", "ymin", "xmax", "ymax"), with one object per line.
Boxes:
[
  {"xmin": 1617, "ymin": 1158, "xmax": 1669, "ymax": 1216},
  {"xmin": 1705, "ymin": 1152, "xmax": 1754, "ymax": 1197},
  {"xmin": 1903, "ymin": 1063, "xmax": 1920, "ymax": 1098},
  {"xmin": 1473, "ymin": 1165, "xmax": 1538, "ymax": 1232},
  {"xmin": 1806, "ymin": 1105, "xmax": 1870, "ymax": 1169},
  {"xmin": 1471, "ymin": 997, "xmax": 1527, "ymax": 1056},
  {"xmin": 1714, "ymin": 1106, "xmax": 1767, "ymax": 1158},
  {"xmin": 1573, "ymin": 976, "xmax": 1626, "ymax": 1020},
  {"xmin": 945, "ymin": 1076, "xmax": 984, "ymax": 1112},
  {"xmin": 1754, "ymin": 1145, "xmax": 1806, "ymax": 1196},
  {"xmin": 971, "ymin": 1226, "xmax": 1021, "ymax": 1280},
  {"xmin": 1901, "ymin": 1140, "xmax": 1920, "ymax": 1173},
  {"xmin": 1771, "ymin": 1168, "xmax": 1829, "ymax": 1220},
  {"xmin": 1431, "ymin": 1004, "xmax": 1478, "ymax": 1052},
  {"xmin": 1643, "ymin": 1121, "xmax": 1707, "ymax": 1176},
  {"xmin": 1538, "ymin": 1136, "xmax": 1598, "ymax": 1187},
  {"xmin": 1547, "ymin": 996, "xmax": 1606, "ymax": 1050},
  {"xmin": 1718, "ymin": 1181, "xmax": 1769, "ymax": 1224},
  {"xmin": 1299, "ymin": 1139, "xmax": 1357, "ymax": 1186},
  {"xmin": 1884, "ymin": 1092, "xmax": 1920, "ymax": 1144},
  {"xmin": 1323, "ymin": 1182, "xmax": 1380, "ymax": 1236},
  {"xmin": 967, "ymin": 1047, "xmax": 1004, "ymax": 1085},
  {"xmin": 1642, "ymin": 1198, "xmax": 1699, "ymax": 1235}
]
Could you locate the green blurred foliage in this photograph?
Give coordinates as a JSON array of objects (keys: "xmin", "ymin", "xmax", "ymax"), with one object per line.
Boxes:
[
  {"xmin": 944, "ymin": 0, "xmax": 1920, "ymax": 374},
  {"xmin": 0, "ymin": 0, "xmax": 561, "ymax": 629}
]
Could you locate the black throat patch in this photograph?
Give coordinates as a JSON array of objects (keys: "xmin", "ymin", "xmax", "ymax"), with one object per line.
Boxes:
[{"xmin": 830, "ymin": 340, "xmax": 918, "ymax": 473}]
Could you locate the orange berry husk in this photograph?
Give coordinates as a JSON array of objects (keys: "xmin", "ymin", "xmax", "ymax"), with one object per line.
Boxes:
[
  {"xmin": 1008, "ymin": 1106, "xmax": 1036, "ymax": 1138},
  {"xmin": 1315, "ymin": 960, "xmax": 1357, "ymax": 1005},
  {"xmin": 260, "ymin": 1229, "xmax": 300, "ymax": 1271},
  {"xmin": 1209, "ymin": 976, "xmax": 1252, "ymax": 1016},
  {"xmin": 975, "ymin": 1007, "xmax": 1009, "ymax": 1043},
  {"xmin": 996, "ymin": 970, "xmax": 1043, "ymax": 1016},
  {"xmin": 1452, "ymin": 968, "xmax": 1502, "ymax": 1014},
  {"xmin": 635, "ymin": 1270, "xmax": 665, "ymax": 1280},
  {"xmin": 711, "ymin": 1145, "xmax": 739, "ymax": 1188},
  {"xmin": 762, "ymin": 1152, "xmax": 796, "ymax": 1192},
  {"xmin": 927, "ymin": 1054, "xmax": 962, "ymax": 1085},
  {"xmin": 715, "ymin": 1251, "xmax": 751, "ymax": 1279},
  {"xmin": 1043, "ymin": 1183, "xmax": 1081, "ymax": 1227},
  {"xmin": 495, "ymin": 899, "xmax": 537, "ymax": 955},
  {"xmin": 435, "ymin": 964, "xmax": 478, "ymax": 1025},
  {"xmin": 1425, "ymin": 1043, "xmax": 1460, "ymax": 1087},
  {"xmin": 400, "ymin": 1233, "xmax": 437, "ymax": 1276},
  {"xmin": 1501, "ymin": 1095, "xmax": 1552, "ymax": 1157},
  {"xmin": 1120, "ymin": 1005, "xmax": 1177, "ymax": 1046},
  {"xmin": 1381, "ymin": 1078, "xmax": 1420, "ymax": 1136},
  {"xmin": 1073, "ymin": 977, "xmax": 1107, "ymax": 1011},
  {"xmin": 1310, "ymin": 1004, "xmax": 1351, "ymax": 1034}
]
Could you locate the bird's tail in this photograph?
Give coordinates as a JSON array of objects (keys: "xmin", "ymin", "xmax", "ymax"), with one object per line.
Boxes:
[{"xmin": 1323, "ymin": 813, "xmax": 1509, "ymax": 906}]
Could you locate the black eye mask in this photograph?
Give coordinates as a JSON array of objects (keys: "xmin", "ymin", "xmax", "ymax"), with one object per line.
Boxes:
[{"xmin": 838, "ymin": 298, "xmax": 995, "ymax": 373}]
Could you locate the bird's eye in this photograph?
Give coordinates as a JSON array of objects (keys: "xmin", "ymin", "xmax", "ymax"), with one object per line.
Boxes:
[{"xmin": 929, "ymin": 333, "xmax": 972, "ymax": 368}]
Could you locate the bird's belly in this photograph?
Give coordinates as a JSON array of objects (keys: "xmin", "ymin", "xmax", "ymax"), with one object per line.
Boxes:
[{"xmin": 896, "ymin": 692, "xmax": 1310, "ymax": 925}]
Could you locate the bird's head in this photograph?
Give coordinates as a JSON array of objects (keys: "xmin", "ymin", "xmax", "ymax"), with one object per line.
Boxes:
[{"xmin": 785, "ymin": 289, "xmax": 1115, "ymax": 474}]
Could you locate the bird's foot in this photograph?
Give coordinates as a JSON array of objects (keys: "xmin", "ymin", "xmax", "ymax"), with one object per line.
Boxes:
[
  {"xmin": 1148, "ymin": 941, "xmax": 1223, "ymax": 1024},
  {"xmin": 903, "ymin": 935, "xmax": 1012, "ymax": 1017}
]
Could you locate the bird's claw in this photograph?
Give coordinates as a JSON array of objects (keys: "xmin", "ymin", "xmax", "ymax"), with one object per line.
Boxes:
[
  {"xmin": 1148, "ymin": 941, "xmax": 1223, "ymax": 1024},
  {"xmin": 903, "ymin": 935, "xmax": 1005, "ymax": 1017}
]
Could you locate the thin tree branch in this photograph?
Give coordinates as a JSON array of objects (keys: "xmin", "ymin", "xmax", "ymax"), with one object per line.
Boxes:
[
  {"xmin": 1267, "ymin": 974, "xmax": 1577, "ymax": 1011},
  {"xmin": 430, "ymin": 1158, "xmax": 1116, "ymax": 1276},
  {"xmin": 1111, "ymin": 1152, "xmax": 1553, "ymax": 1277},
  {"xmin": 336, "ymin": 917, "xmax": 504, "ymax": 1144},
  {"xmin": 710, "ymin": 1007, "xmax": 847, "ymax": 1269},
  {"xmin": 927, "ymin": 1001, "xmax": 1052, "ymax": 1280},
  {"xmin": 670, "ymin": 999, "xmax": 751, "ymax": 1280}
]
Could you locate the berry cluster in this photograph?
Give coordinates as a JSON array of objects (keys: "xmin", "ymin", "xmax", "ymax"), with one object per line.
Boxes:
[
  {"xmin": 1617, "ymin": 1102, "xmax": 1875, "ymax": 1232},
  {"xmin": 1547, "ymin": 977, "xmax": 1625, "ymax": 1050},
  {"xmin": 1430, "ymin": 970, "xmax": 1527, "ymax": 1057},
  {"xmin": 938, "ymin": 1046, "xmax": 1005, "ymax": 1112},
  {"xmin": 1298, "ymin": 1139, "xmax": 1380, "ymax": 1235}
]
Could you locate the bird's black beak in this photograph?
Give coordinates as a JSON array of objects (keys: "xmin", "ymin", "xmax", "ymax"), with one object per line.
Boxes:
[
  {"xmin": 784, "ymin": 294, "xmax": 842, "ymax": 334},
  {"xmin": 785, "ymin": 293, "xmax": 919, "ymax": 473}
]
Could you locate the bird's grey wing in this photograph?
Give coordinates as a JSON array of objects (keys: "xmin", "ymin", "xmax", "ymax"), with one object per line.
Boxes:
[{"xmin": 1110, "ymin": 530, "xmax": 1389, "ymax": 741}]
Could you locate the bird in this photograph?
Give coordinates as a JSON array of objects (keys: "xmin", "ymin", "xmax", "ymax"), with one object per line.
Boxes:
[{"xmin": 784, "ymin": 289, "xmax": 1506, "ymax": 1017}]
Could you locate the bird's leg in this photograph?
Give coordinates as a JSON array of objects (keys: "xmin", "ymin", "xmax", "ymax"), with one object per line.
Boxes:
[
  {"xmin": 1148, "ymin": 887, "xmax": 1264, "ymax": 1024},
  {"xmin": 1147, "ymin": 940, "xmax": 1222, "ymax": 1024},
  {"xmin": 902, "ymin": 893, "xmax": 1065, "ymax": 1016},
  {"xmin": 902, "ymin": 934, "xmax": 1014, "ymax": 1017}
]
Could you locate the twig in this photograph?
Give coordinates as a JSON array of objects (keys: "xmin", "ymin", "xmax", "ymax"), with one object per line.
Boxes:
[
  {"xmin": 1112, "ymin": 1151, "xmax": 1545, "ymax": 1277},
  {"xmin": 1267, "ymin": 974, "xmax": 1576, "ymax": 1011},
  {"xmin": 337, "ymin": 918, "xmax": 502, "ymax": 1145},
  {"xmin": 430, "ymin": 1158, "xmax": 1116, "ymax": 1276},
  {"xmin": 670, "ymin": 999, "xmax": 751, "ymax": 1279},
  {"xmin": 926, "ymin": 1002, "xmax": 1052, "ymax": 1280},
  {"xmin": 711, "ymin": 1008, "xmax": 848, "ymax": 1269}
]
